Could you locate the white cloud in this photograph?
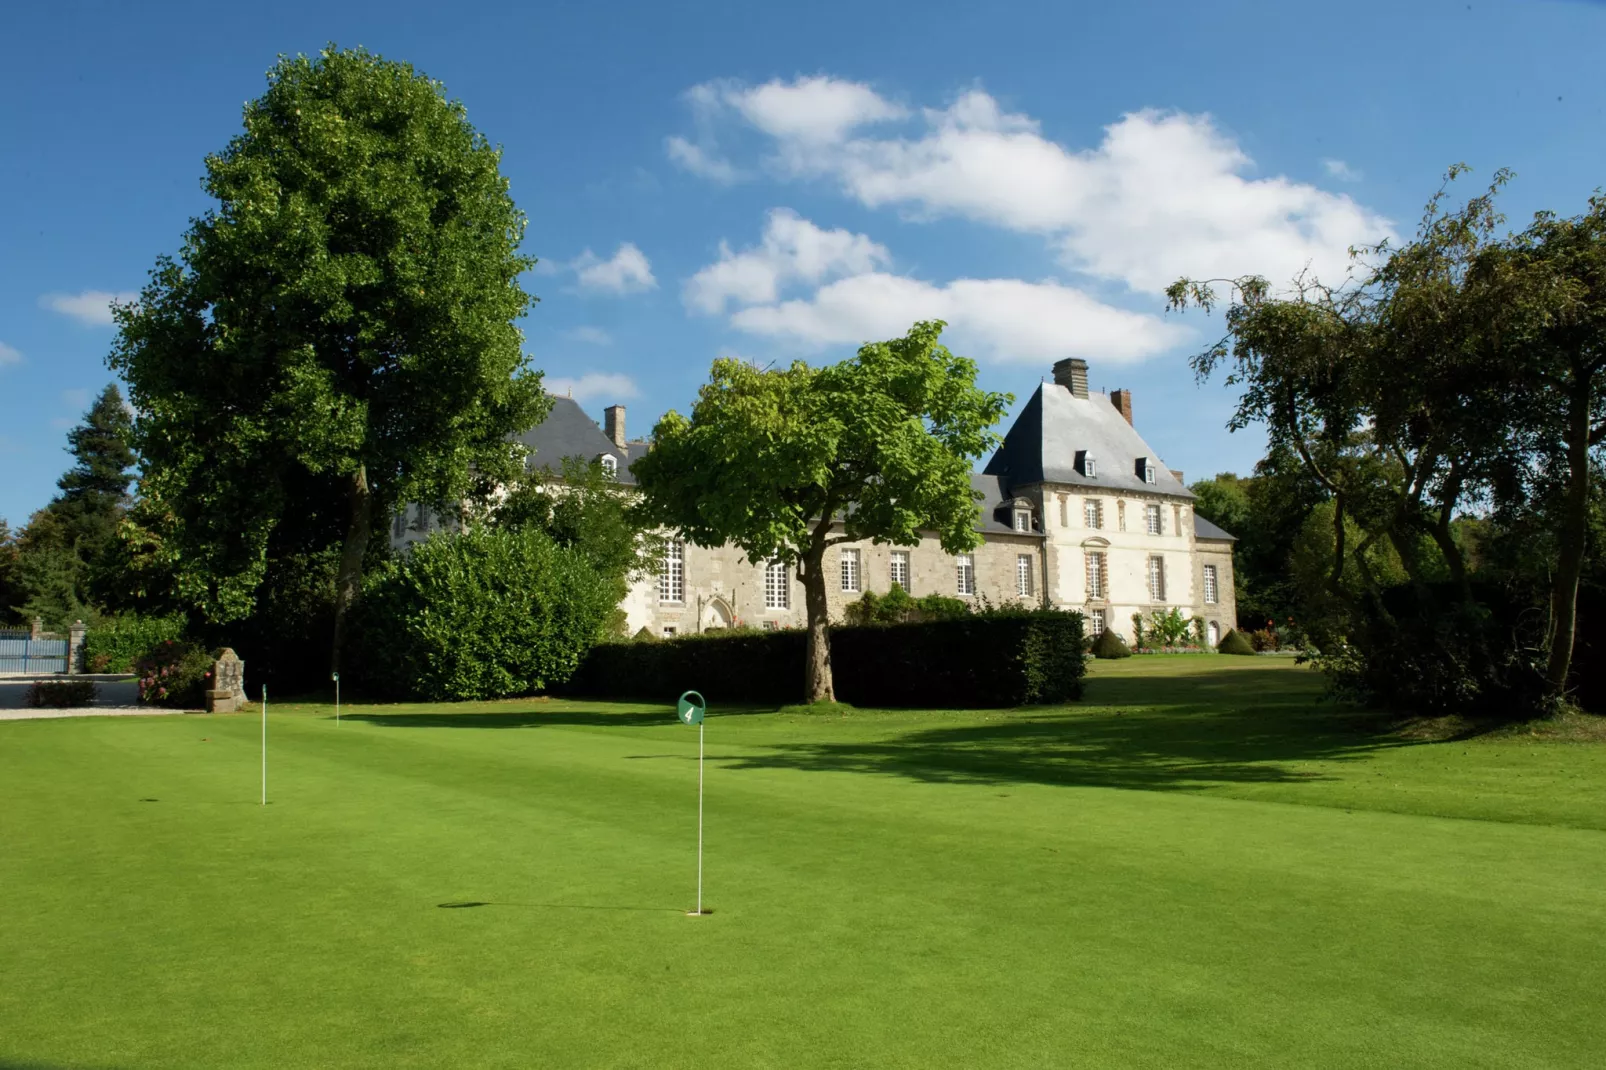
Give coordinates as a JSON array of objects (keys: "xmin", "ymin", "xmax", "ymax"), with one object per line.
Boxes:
[
  {"xmin": 727, "ymin": 271, "xmax": 1186, "ymax": 364},
  {"xmin": 666, "ymin": 136, "xmax": 741, "ymax": 183},
  {"xmin": 544, "ymin": 372, "xmax": 640, "ymax": 403},
  {"xmin": 572, "ymin": 243, "xmax": 658, "ymax": 294},
  {"xmin": 675, "ymin": 79, "xmax": 1393, "ymax": 293},
  {"xmin": 0, "ymin": 341, "xmax": 20, "ymax": 368},
  {"xmin": 1322, "ymin": 158, "xmax": 1362, "ymax": 182},
  {"xmin": 61, "ymin": 388, "xmax": 91, "ymax": 408},
  {"xmin": 722, "ymin": 76, "xmax": 906, "ymax": 145},
  {"xmin": 564, "ymin": 326, "xmax": 613, "ymax": 345},
  {"xmin": 39, "ymin": 290, "xmax": 137, "ymax": 326},
  {"xmin": 684, "ymin": 208, "xmax": 891, "ymax": 315}
]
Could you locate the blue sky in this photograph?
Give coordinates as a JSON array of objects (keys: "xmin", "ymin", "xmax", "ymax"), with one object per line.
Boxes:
[{"xmin": 3, "ymin": 0, "xmax": 1604, "ymax": 525}]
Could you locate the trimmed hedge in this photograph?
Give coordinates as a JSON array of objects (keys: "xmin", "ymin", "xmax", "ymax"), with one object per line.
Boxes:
[
  {"xmin": 1090, "ymin": 628, "xmax": 1133, "ymax": 659},
  {"xmin": 84, "ymin": 613, "xmax": 187, "ymax": 674},
  {"xmin": 564, "ymin": 610, "xmax": 1086, "ymax": 708},
  {"xmin": 1217, "ymin": 628, "xmax": 1256, "ymax": 655}
]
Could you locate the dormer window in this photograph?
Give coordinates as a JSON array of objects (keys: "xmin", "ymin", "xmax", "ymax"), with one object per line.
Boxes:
[
  {"xmin": 1136, "ymin": 457, "xmax": 1156, "ymax": 484},
  {"xmin": 1076, "ymin": 450, "xmax": 1097, "ymax": 478},
  {"xmin": 600, "ymin": 454, "xmax": 618, "ymax": 478},
  {"xmin": 1014, "ymin": 508, "xmax": 1031, "ymax": 532}
]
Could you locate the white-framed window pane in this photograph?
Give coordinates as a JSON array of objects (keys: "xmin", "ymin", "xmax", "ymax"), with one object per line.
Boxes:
[
  {"xmin": 840, "ymin": 549, "xmax": 861, "ymax": 592},
  {"xmin": 890, "ymin": 550, "xmax": 910, "ymax": 590},
  {"xmin": 601, "ymin": 454, "xmax": 617, "ymax": 477},
  {"xmin": 1014, "ymin": 509, "xmax": 1030, "ymax": 532},
  {"xmin": 765, "ymin": 560, "xmax": 790, "ymax": 609},
  {"xmin": 1090, "ymin": 609, "xmax": 1106, "ymax": 636},
  {"xmin": 1147, "ymin": 556, "xmax": 1166, "ymax": 601},
  {"xmin": 1016, "ymin": 554, "xmax": 1033, "ymax": 596},
  {"xmin": 659, "ymin": 540, "xmax": 684, "ymax": 603},
  {"xmin": 1146, "ymin": 504, "xmax": 1162, "ymax": 535},
  {"xmin": 663, "ymin": 625, "xmax": 677, "ymax": 637},
  {"xmin": 1086, "ymin": 551, "xmax": 1106, "ymax": 599},
  {"xmin": 1145, "ymin": 462, "xmax": 1157, "ymax": 484},
  {"xmin": 1084, "ymin": 498, "xmax": 1102, "ymax": 529},
  {"xmin": 956, "ymin": 553, "xmax": 976, "ymax": 596},
  {"xmin": 1086, "ymin": 457, "xmax": 1097, "ymax": 478},
  {"xmin": 762, "ymin": 620, "xmax": 778, "ymax": 632},
  {"xmin": 1203, "ymin": 564, "xmax": 1218, "ymax": 604}
]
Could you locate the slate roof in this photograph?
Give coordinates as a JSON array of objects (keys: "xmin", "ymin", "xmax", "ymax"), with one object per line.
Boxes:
[
  {"xmin": 1193, "ymin": 515, "xmax": 1237, "ymax": 541},
  {"xmin": 516, "ymin": 395, "xmax": 637, "ymax": 484},
  {"xmin": 983, "ymin": 382, "xmax": 1193, "ymax": 501},
  {"xmin": 972, "ymin": 472, "xmax": 1045, "ymax": 536}
]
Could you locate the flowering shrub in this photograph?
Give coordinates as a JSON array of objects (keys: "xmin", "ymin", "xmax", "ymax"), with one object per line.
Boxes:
[{"xmin": 134, "ymin": 640, "xmax": 215, "ymax": 709}]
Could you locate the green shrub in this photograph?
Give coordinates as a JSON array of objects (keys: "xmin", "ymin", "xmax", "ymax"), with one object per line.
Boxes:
[
  {"xmin": 84, "ymin": 613, "xmax": 186, "ymax": 673},
  {"xmin": 134, "ymin": 639, "xmax": 215, "ymax": 708},
  {"xmin": 25, "ymin": 679, "xmax": 99, "ymax": 707},
  {"xmin": 844, "ymin": 585, "xmax": 972, "ymax": 625},
  {"xmin": 1091, "ymin": 628, "xmax": 1133, "ymax": 659},
  {"xmin": 565, "ymin": 608, "xmax": 1087, "ymax": 708},
  {"xmin": 350, "ymin": 526, "xmax": 617, "ymax": 701},
  {"xmin": 1217, "ymin": 628, "xmax": 1256, "ymax": 656}
]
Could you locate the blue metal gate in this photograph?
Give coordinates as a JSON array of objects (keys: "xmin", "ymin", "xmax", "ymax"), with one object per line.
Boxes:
[{"xmin": 0, "ymin": 630, "xmax": 69, "ymax": 674}]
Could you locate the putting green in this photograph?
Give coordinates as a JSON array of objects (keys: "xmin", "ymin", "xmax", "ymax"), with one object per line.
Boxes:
[{"xmin": 3, "ymin": 657, "xmax": 1603, "ymax": 1068}]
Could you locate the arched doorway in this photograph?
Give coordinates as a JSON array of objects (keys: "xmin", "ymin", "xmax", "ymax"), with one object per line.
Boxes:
[
  {"xmin": 700, "ymin": 596, "xmax": 735, "ymax": 632},
  {"xmin": 1207, "ymin": 620, "xmax": 1221, "ymax": 647}
]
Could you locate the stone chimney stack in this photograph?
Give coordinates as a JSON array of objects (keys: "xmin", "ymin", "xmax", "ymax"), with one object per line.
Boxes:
[
  {"xmin": 604, "ymin": 405, "xmax": 627, "ymax": 449},
  {"xmin": 1052, "ymin": 358, "xmax": 1089, "ymax": 399},
  {"xmin": 1110, "ymin": 389, "xmax": 1134, "ymax": 425}
]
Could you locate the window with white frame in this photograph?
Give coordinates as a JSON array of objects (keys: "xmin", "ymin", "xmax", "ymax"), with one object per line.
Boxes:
[
  {"xmin": 1089, "ymin": 609, "xmax": 1107, "ymax": 636},
  {"xmin": 765, "ymin": 560, "xmax": 790, "ymax": 609},
  {"xmin": 663, "ymin": 625, "xmax": 677, "ymax": 637},
  {"xmin": 1144, "ymin": 461, "xmax": 1158, "ymax": 484},
  {"xmin": 1084, "ymin": 498, "xmax": 1103, "ymax": 529},
  {"xmin": 1203, "ymin": 564, "xmax": 1219, "ymax": 604},
  {"xmin": 1147, "ymin": 555, "xmax": 1166, "ymax": 601},
  {"xmin": 659, "ymin": 540, "xmax": 684, "ymax": 603},
  {"xmin": 1085, "ymin": 551, "xmax": 1107, "ymax": 599},
  {"xmin": 1145, "ymin": 503, "xmax": 1163, "ymax": 535},
  {"xmin": 600, "ymin": 454, "xmax": 618, "ymax": 478},
  {"xmin": 956, "ymin": 553, "xmax": 976, "ymax": 596},
  {"xmin": 889, "ymin": 550, "xmax": 910, "ymax": 590},
  {"xmin": 1016, "ymin": 554, "xmax": 1034, "ymax": 597},
  {"xmin": 762, "ymin": 620, "xmax": 778, "ymax": 632},
  {"xmin": 1014, "ymin": 508, "xmax": 1031, "ymax": 532},
  {"xmin": 840, "ymin": 548, "xmax": 861, "ymax": 592}
]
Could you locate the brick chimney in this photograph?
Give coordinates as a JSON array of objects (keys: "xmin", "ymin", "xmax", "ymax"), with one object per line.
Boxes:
[
  {"xmin": 1052, "ymin": 358, "xmax": 1089, "ymax": 399},
  {"xmin": 604, "ymin": 405, "xmax": 626, "ymax": 449},
  {"xmin": 1110, "ymin": 389, "xmax": 1133, "ymax": 425}
]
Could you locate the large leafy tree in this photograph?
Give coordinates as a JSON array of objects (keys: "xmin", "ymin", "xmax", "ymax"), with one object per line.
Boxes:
[
  {"xmin": 633, "ymin": 321, "xmax": 1011, "ymax": 702},
  {"xmin": 1491, "ymin": 195, "xmax": 1606, "ymax": 696},
  {"xmin": 109, "ymin": 46, "xmax": 547, "ymax": 669}
]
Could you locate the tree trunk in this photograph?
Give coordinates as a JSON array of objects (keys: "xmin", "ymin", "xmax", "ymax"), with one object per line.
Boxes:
[
  {"xmin": 799, "ymin": 542, "xmax": 835, "ymax": 703},
  {"xmin": 330, "ymin": 465, "xmax": 373, "ymax": 676},
  {"xmin": 1545, "ymin": 374, "xmax": 1592, "ymax": 699}
]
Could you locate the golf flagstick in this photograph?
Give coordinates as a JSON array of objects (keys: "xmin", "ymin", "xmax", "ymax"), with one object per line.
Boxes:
[{"xmin": 676, "ymin": 691, "xmax": 708, "ymax": 915}]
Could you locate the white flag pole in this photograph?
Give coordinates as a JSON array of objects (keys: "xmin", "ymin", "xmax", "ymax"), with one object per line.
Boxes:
[
  {"xmin": 697, "ymin": 718, "xmax": 705, "ymax": 916},
  {"xmin": 260, "ymin": 685, "xmax": 267, "ymax": 807}
]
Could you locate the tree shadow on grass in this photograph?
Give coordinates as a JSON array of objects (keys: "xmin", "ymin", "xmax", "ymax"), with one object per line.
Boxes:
[{"xmin": 717, "ymin": 666, "xmax": 1415, "ymax": 793}]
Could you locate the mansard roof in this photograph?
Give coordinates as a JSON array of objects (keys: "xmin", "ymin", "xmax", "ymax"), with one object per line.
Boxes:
[
  {"xmin": 983, "ymin": 381, "xmax": 1193, "ymax": 501},
  {"xmin": 515, "ymin": 395, "xmax": 637, "ymax": 484}
]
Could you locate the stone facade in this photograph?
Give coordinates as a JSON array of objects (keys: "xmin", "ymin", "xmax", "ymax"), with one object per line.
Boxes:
[{"xmin": 391, "ymin": 363, "xmax": 1239, "ymax": 646}]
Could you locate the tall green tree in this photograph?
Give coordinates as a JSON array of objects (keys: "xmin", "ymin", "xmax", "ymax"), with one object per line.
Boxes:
[
  {"xmin": 108, "ymin": 45, "xmax": 547, "ymax": 670},
  {"xmin": 633, "ymin": 321, "xmax": 1010, "ymax": 702},
  {"xmin": 0, "ymin": 520, "xmax": 24, "ymax": 625},
  {"xmin": 1491, "ymin": 195, "xmax": 1606, "ymax": 696}
]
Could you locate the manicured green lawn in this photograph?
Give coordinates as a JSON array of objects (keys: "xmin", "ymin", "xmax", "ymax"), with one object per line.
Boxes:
[{"xmin": 4, "ymin": 656, "xmax": 1605, "ymax": 1068}]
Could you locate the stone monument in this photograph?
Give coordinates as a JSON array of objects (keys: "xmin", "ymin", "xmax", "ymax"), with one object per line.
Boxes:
[{"xmin": 205, "ymin": 648, "xmax": 246, "ymax": 713}]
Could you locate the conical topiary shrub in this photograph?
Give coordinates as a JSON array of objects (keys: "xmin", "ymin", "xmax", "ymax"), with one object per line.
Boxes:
[
  {"xmin": 1217, "ymin": 628, "xmax": 1256, "ymax": 655},
  {"xmin": 1091, "ymin": 629, "xmax": 1133, "ymax": 659}
]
